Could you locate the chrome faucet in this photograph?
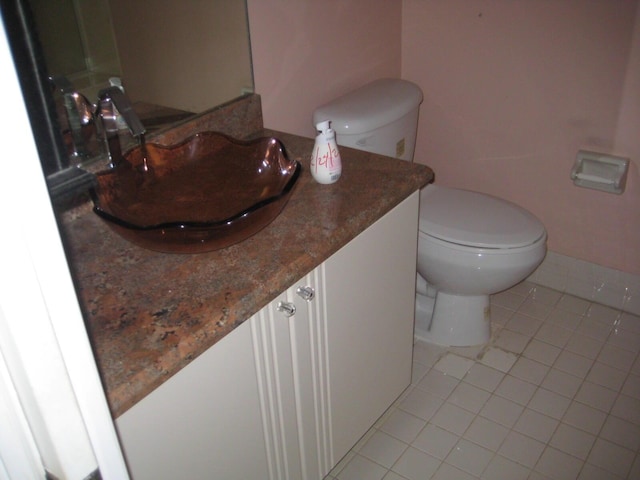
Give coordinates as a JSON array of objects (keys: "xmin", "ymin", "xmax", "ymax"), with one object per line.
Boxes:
[
  {"xmin": 50, "ymin": 79, "xmax": 146, "ymax": 168},
  {"xmin": 96, "ymin": 86, "xmax": 147, "ymax": 167},
  {"xmin": 50, "ymin": 76, "xmax": 101, "ymax": 161}
]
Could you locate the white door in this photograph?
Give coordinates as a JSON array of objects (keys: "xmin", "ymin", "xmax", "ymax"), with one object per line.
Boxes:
[{"xmin": 0, "ymin": 19, "xmax": 129, "ymax": 480}]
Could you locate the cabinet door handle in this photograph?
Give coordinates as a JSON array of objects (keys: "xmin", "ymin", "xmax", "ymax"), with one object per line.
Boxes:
[
  {"xmin": 296, "ymin": 286, "xmax": 315, "ymax": 301},
  {"xmin": 277, "ymin": 301, "xmax": 296, "ymax": 317}
]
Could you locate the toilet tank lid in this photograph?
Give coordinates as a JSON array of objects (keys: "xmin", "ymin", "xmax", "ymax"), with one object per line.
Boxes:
[
  {"xmin": 312, "ymin": 78, "xmax": 423, "ymax": 135},
  {"xmin": 419, "ymin": 185, "xmax": 546, "ymax": 249}
]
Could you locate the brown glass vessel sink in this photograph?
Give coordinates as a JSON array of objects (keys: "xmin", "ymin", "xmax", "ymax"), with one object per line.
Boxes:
[{"xmin": 91, "ymin": 132, "xmax": 301, "ymax": 253}]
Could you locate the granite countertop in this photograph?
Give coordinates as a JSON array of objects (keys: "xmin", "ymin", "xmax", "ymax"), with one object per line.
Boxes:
[{"xmin": 59, "ymin": 129, "xmax": 433, "ymax": 418}]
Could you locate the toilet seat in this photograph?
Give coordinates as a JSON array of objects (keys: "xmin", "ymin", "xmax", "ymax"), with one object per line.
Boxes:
[{"xmin": 419, "ymin": 185, "xmax": 546, "ymax": 249}]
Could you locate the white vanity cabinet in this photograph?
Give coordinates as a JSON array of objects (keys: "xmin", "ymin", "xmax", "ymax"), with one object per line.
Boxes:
[{"xmin": 116, "ymin": 191, "xmax": 419, "ymax": 480}]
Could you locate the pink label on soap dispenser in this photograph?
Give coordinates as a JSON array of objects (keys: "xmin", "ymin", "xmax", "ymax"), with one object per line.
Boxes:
[
  {"xmin": 310, "ymin": 132, "xmax": 342, "ymax": 184},
  {"xmin": 311, "ymin": 142, "xmax": 340, "ymax": 171}
]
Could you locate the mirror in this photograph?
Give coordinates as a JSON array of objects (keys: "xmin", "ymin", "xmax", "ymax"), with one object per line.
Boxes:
[{"xmin": 28, "ymin": 0, "xmax": 254, "ymax": 129}]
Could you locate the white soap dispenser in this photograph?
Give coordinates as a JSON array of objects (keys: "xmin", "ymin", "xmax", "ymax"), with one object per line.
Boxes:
[{"xmin": 310, "ymin": 120, "xmax": 342, "ymax": 184}]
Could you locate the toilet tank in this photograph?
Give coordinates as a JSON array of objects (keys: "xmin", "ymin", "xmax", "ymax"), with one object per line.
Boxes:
[{"xmin": 312, "ymin": 78, "xmax": 423, "ymax": 161}]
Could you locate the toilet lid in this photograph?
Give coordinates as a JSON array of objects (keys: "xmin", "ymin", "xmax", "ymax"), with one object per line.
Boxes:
[{"xmin": 419, "ymin": 185, "xmax": 546, "ymax": 249}]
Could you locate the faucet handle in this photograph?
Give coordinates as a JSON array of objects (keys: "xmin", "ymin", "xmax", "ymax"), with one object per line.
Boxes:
[{"xmin": 97, "ymin": 86, "xmax": 146, "ymax": 138}]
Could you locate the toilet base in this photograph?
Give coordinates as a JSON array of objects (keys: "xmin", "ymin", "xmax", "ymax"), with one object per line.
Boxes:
[{"xmin": 415, "ymin": 291, "xmax": 491, "ymax": 347}]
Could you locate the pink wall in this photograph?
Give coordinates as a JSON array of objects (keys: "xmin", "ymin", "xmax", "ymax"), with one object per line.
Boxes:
[
  {"xmin": 247, "ymin": 0, "xmax": 402, "ymax": 138},
  {"xmin": 248, "ymin": 0, "xmax": 640, "ymax": 275},
  {"xmin": 403, "ymin": 0, "xmax": 640, "ymax": 274}
]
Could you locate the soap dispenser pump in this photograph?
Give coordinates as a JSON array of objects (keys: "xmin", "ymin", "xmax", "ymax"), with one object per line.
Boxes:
[{"xmin": 310, "ymin": 120, "xmax": 342, "ymax": 184}]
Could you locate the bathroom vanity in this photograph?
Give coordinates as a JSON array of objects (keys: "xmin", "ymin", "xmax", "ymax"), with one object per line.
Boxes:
[
  {"xmin": 58, "ymin": 99, "xmax": 432, "ymax": 479},
  {"xmin": 116, "ymin": 192, "xmax": 419, "ymax": 479}
]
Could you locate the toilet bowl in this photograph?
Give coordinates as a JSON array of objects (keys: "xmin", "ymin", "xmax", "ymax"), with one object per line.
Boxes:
[
  {"xmin": 313, "ymin": 78, "xmax": 547, "ymax": 347},
  {"xmin": 416, "ymin": 185, "xmax": 547, "ymax": 345}
]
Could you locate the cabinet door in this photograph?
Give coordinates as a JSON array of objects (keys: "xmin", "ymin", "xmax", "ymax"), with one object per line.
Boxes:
[
  {"xmin": 116, "ymin": 319, "xmax": 271, "ymax": 480},
  {"xmin": 285, "ymin": 269, "xmax": 332, "ymax": 479},
  {"xmin": 324, "ymin": 192, "xmax": 419, "ymax": 460},
  {"xmin": 252, "ymin": 274, "xmax": 332, "ymax": 480},
  {"xmin": 250, "ymin": 289, "xmax": 305, "ymax": 480}
]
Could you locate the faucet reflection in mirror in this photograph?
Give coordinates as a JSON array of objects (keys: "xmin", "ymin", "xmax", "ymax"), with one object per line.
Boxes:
[
  {"xmin": 7, "ymin": 0, "xmax": 254, "ymax": 203},
  {"xmin": 51, "ymin": 76, "xmax": 146, "ymax": 171}
]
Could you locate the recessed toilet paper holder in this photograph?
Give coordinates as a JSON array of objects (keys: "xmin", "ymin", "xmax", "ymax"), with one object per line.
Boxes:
[{"xmin": 571, "ymin": 150, "xmax": 630, "ymax": 194}]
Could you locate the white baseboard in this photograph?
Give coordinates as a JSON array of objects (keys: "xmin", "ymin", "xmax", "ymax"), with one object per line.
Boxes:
[{"xmin": 527, "ymin": 251, "xmax": 640, "ymax": 316}]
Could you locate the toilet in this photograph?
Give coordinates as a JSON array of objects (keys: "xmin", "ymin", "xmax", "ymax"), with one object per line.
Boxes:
[{"xmin": 313, "ymin": 78, "xmax": 547, "ymax": 346}]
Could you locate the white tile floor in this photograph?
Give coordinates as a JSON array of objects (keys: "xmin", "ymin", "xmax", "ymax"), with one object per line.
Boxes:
[{"xmin": 324, "ymin": 282, "xmax": 640, "ymax": 480}]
